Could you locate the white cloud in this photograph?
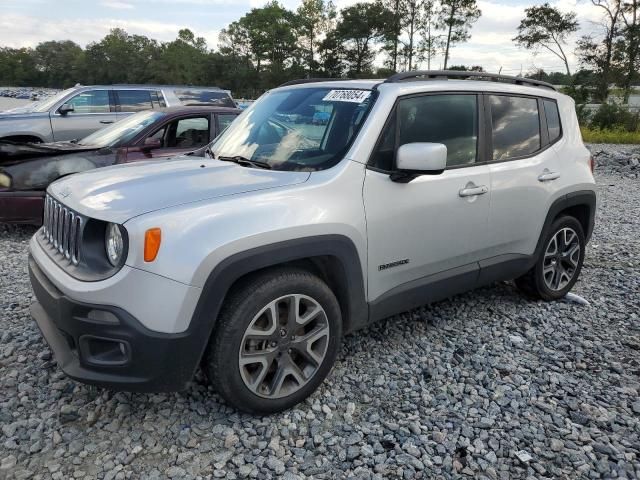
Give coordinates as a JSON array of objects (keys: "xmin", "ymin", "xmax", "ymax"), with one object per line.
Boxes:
[
  {"xmin": 0, "ymin": 14, "xmax": 220, "ymax": 49},
  {"xmin": 101, "ymin": 1, "xmax": 135, "ymax": 9}
]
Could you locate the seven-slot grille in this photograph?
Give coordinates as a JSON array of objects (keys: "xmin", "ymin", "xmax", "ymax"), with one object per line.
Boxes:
[{"xmin": 42, "ymin": 195, "xmax": 84, "ymax": 265}]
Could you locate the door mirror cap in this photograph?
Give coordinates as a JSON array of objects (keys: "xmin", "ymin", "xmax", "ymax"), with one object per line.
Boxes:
[
  {"xmin": 58, "ymin": 103, "xmax": 74, "ymax": 115},
  {"xmin": 392, "ymin": 143, "xmax": 447, "ymax": 183},
  {"xmin": 142, "ymin": 137, "xmax": 162, "ymax": 150}
]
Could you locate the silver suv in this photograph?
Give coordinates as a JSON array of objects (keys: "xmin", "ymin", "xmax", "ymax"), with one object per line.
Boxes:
[
  {"xmin": 28, "ymin": 72, "xmax": 596, "ymax": 414},
  {"xmin": 0, "ymin": 84, "xmax": 235, "ymax": 143}
]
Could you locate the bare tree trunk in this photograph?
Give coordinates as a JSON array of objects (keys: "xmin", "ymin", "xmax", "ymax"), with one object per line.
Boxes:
[
  {"xmin": 443, "ymin": 8, "xmax": 454, "ymax": 69},
  {"xmin": 622, "ymin": 0, "xmax": 639, "ymax": 103}
]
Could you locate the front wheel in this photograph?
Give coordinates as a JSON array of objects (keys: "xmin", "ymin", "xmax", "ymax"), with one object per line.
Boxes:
[
  {"xmin": 203, "ymin": 268, "xmax": 342, "ymax": 414},
  {"xmin": 515, "ymin": 216, "xmax": 586, "ymax": 300}
]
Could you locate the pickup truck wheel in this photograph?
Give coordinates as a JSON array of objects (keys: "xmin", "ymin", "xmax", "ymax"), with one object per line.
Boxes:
[
  {"xmin": 515, "ymin": 216, "xmax": 585, "ymax": 300},
  {"xmin": 204, "ymin": 268, "xmax": 342, "ymax": 414}
]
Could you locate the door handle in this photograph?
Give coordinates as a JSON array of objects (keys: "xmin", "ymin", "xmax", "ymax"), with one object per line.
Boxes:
[
  {"xmin": 538, "ymin": 170, "xmax": 560, "ymax": 182},
  {"xmin": 459, "ymin": 185, "xmax": 489, "ymax": 197},
  {"xmin": 100, "ymin": 120, "xmax": 114, "ymax": 124}
]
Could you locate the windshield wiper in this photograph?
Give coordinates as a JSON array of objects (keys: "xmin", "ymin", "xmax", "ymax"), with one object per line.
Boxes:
[{"xmin": 217, "ymin": 155, "xmax": 272, "ymax": 170}]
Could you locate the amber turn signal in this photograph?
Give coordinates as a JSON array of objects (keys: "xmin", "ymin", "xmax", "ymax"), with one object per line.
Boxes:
[{"xmin": 144, "ymin": 228, "xmax": 162, "ymax": 262}]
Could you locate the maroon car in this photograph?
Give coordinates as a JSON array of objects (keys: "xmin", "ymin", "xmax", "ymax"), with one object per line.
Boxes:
[{"xmin": 0, "ymin": 106, "xmax": 240, "ymax": 224}]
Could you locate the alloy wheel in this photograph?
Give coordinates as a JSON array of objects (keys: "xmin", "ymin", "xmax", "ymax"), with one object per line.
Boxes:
[
  {"xmin": 542, "ymin": 227, "xmax": 581, "ymax": 291},
  {"xmin": 238, "ymin": 294, "xmax": 330, "ymax": 399}
]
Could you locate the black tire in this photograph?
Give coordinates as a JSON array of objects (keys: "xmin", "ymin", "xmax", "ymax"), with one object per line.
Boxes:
[
  {"xmin": 515, "ymin": 215, "xmax": 586, "ymax": 300},
  {"xmin": 203, "ymin": 267, "xmax": 342, "ymax": 414}
]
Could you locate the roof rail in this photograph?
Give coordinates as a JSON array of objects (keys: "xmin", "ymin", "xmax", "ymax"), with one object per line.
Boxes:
[
  {"xmin": 278, "ymin": 78, "xmax": 340, "ymax": 87},
  {"xmin": 384, "ymin": 70, "xmax": 557, "ymax": 91}
]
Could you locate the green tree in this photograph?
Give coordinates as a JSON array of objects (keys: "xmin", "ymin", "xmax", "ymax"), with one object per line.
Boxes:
[
  {"xmin": 576, "ymin": 1, "xmax": 624, "ymax": 102},
  {"xmin": 0, "ymin": 47, "xmax": 40, "ymax": 86},
  {"xmin": 513, "ymin": 3, "xmax": 578, "ymax": 77},
  {"xmin": 296, "ymin": 0, "xmax": 336, "ymax": 74},
  {"xmin": 378, "ymin": 0, "xmax": 403, "ymax": 72},
  {"xmin": 318, "ymin": 30, "xmax": 345, "ymax": 78},
  {"xmin": 236, "ymin": 1, "xmax": 300, "ymax": 86},
  {"xmin": 438, "ymin": 0, "xmax": 480, "ymax": 70},
  {"xmin": 153, "ymin": 29, "xmax": 209, "ymax": 84},
  {"xmin": 334, "ymin": 2, "xmax": 387, "ymax": 76},
  {"xmin": 34, "ymin": 41, "xmax": 85, "ymax": 88},
  {"xmin": 85, "ymin": 28, "xmax": 161, "ymax": 84},
  {"xmin": 621, "ymin": 0, "xmax": 640, "ymax": 102}
]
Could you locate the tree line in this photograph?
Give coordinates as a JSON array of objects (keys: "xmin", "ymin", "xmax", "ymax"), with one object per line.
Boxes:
[
  {"xmin": 0, "ymin": 0, "xmax": 637, "ymax": 102},
  {"xmin": 0, "ymin": 0, "xmax": 482, "ymax": 98},
  {"xmin": 514, "ymin": 1, "xmax": 639, "ymax": 103}
]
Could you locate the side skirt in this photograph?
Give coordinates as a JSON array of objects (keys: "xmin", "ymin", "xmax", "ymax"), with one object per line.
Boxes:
[{"xmin": 367, "ymin": 254, "xmax": 534, "ymax": 325}]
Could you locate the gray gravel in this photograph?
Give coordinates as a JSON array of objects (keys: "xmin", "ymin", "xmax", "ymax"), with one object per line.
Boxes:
[{"xmin": 1, "ymin": 144, "xmax": 639, "ymax": 479}]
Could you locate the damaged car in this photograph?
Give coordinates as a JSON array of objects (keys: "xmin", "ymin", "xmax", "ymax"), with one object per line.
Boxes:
[{"xmin": 0, "ymin": 106, "xmax": 239, "ymax": 224}]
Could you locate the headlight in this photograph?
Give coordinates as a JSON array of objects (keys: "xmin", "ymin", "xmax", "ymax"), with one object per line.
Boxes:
[
  {"xmin": 0, "ymin": 172, "xmax": 11, "ymax": 188},
  {"xmin": 105, "ymin": 223, "xmax": 125, "ymax": 267}
]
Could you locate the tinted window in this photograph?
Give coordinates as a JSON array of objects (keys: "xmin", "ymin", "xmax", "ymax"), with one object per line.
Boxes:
[
  {"xmin": 151, "ymin": 91, "xmax": 166, "ymax": 108},
  {"xmin": 490, "ymin": 95, "xmax": 540, "ymax": 160},
  {"xmin": 175, "ymin": 89, "xmax": 236, "ymax": 108},
  {"xmin": 370, "ymin": 94, "xmax": 478, "ymax": 171},
  {"xmin": 66, "ymin": 90, "xmax": 110, "ymax": 113},
  {"xmin": 217, "ymin": 113, "xmax": 237, "ymax": 133},
  {"xmin": 543, "ymin": 99, "xmax": 561, "ymax": 142},
  {"xmin": 118, "ymin": 90, "xmax": 153, "ymax": 112}
]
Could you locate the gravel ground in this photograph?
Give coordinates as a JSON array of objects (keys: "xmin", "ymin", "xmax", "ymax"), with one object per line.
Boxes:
[{"xmin": 1, "ymin": 145, "xmax": 639, "ymax": 480}]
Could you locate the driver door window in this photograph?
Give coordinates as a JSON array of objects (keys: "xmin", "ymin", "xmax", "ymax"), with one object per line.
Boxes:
[
  {"xmin": 370, "ymin": 94, "xmax": 478, "ymax": 171},
  {"xmin": 146, "ymin": 116, "xmax": 210, "ymax": 149},
  {"xmin": 65, "ymin": 90, "xmax": 111, "ymax": 113}
]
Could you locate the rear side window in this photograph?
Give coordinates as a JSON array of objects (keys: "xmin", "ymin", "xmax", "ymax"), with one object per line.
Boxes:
[
  {"xmin": 369, "ymin": 94, "xmax": 478, "ymax": 171},
  {"xmin": 118, "ymin": 90, "xmax": 154, "ymax": 112},
  {"xmin": 175, "ymin": 89, "xmax": 236, "ymax": 108},
  {"xmin": 543, "ymin": 99, "xmax": 561, "ymax": 142},
  {"xmin": 490, "ymin": 95, "xmax": 540, "ymax": 161}
]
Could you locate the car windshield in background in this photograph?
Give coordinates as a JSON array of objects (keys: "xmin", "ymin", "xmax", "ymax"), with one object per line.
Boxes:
[
  {"xmin": 211, "ymin": 88, "xmax": 376, "ymax": 171},
  {"xmin": 175, "ymin": 89, "xmax": 235, "ymax": 108},
  {"xmin": 78, "ymin": 110, "xmax": 165, "ymax": 147},
  {"xmin": 32, "ymin": 88, "xmax": 76, "ymax": 112}
]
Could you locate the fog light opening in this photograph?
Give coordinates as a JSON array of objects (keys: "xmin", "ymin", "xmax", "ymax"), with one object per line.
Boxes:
[{"xmin": 79, "ymin": 336, "xmax": 130, "ymax": 366}]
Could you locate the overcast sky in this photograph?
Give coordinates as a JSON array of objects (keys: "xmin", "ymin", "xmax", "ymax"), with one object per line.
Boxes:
[{"xmin": 0, "ymin": 0, "xmax": 606, "ymax": 74}]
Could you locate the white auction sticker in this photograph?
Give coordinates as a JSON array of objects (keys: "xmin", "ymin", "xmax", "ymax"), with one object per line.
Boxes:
[{"xmin": 322, "ymin": 90, "xmax": 371, "ymax": 103}]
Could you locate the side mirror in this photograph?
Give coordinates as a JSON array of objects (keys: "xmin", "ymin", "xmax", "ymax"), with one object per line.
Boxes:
[
  {"xmin": 391, "ymin": 142, "xmax": 447, "ymax": 183},
  {"xmin": 58, "ymin": 103, "xmax": 74, "ymax": 115},
  {"xmin": 142, "ymin": 137, "xmax": 162, "ymax": 150}
]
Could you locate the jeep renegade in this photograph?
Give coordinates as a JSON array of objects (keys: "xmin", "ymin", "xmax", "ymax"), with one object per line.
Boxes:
[{"xmin": 28, "ymin": 71, "xmax": 596, "ymax": 413}]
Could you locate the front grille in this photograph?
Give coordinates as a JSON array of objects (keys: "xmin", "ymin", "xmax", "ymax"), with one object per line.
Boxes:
[{"xmin": 42, "ymin": 195, "xmax": 84, "ymax": 265}]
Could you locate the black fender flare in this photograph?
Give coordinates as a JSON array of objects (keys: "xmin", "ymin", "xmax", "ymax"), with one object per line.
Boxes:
[
  {"xmin": 184, "ymin": 235, "xmax": 368, "ymax": 375},
  {"xmin": 533, "ymin": 190, "xmax": 596, "ymax": 261}
]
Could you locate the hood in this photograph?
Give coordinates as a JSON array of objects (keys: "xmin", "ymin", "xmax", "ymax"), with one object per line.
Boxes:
[
  {"xmin": 47, "ymin": 156, "xmax": 311, "ymax": 223},
  {"xmin": 2, "ymin": 150, "xmax": 114, "ymax": 191},
  {"xmin": 0, "ymin": 141, "xmax": 100, "ymax": 164}
]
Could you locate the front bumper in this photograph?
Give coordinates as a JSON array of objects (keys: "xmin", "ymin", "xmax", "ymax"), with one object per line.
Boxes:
[
  {"xmin": 0, "ymin": 190, "xmax": 44, "ymax": 224},
  {"xmin": 29, "ymin": 256, "xmax": 203, "ymax": 392}
]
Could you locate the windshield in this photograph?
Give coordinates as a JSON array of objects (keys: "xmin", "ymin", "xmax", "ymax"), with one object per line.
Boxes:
[
  {"xmin": 211, "ymin": 87, "xmax": 376, "ymax": 171},
  {"xmin": 78, "ymin": 110, "xmax": 165, "ymax": 147},
  {"xmin": 32, "ymin": 88, "xmax": 77, "ymax": 112}
]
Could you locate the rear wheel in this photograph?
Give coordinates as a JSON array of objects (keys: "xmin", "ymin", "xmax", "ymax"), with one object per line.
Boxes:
[
  {"xmin": 204, "ymin": 268, "xmax": 342, "ymax": 414},
  {"xmin": 515, "ymin": 216, "xmax": 585, "ymax": 300}
]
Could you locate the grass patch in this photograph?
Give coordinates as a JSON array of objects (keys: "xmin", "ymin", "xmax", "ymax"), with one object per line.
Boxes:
[{"xmin": 581, "ymin": 127, "xmax": 640, "ymax": 144}]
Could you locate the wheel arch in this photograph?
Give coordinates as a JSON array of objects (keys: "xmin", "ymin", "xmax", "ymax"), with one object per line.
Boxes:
[
  {"xmin": 186, "ymin": 235, "xmax": 368, "ymax": 374},
  {"xmin": 534, "ymin": 190, "xmax": 596, "ymax": 260}
]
